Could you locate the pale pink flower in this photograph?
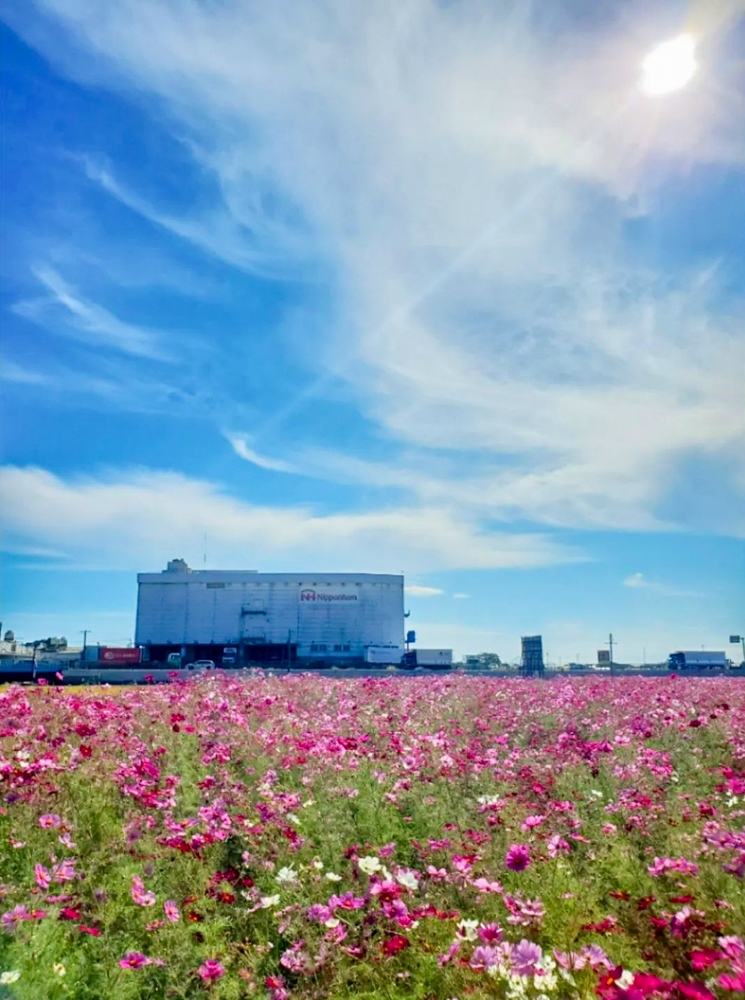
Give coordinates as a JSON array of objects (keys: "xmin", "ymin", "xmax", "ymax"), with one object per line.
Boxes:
[
  {"xmin": 521, "ymin": 814, "xmax": 545, "ymax": 832},
  {"xmin": 34, "ymin": 864, "xmax": 51, "ymax": 889},
  {"xmin": 164, "ymin": 900, "xmax": 179, "ymax": 923},
  {"xmin": 511, "ymin": 939, "xmax": 542, "ymax": 976},
  {"xmin": 470, "ymin": 945, "xmax": 501, "ymax": 971}
]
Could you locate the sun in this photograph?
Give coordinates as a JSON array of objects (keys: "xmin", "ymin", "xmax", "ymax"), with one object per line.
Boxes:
[{"xmin": 640, "ymin": 33, "xmax": 697, "ymax": 96}]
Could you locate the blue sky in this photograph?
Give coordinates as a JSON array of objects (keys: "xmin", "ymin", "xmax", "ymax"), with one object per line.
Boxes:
[{"xmin": 2, "ymin": 0, "xmax": 744, "ymax": 661}]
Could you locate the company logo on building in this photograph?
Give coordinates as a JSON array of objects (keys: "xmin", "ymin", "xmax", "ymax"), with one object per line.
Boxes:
[{"xmin": 300, "ymin": 589, "xmax": 358, "ymax": 603}]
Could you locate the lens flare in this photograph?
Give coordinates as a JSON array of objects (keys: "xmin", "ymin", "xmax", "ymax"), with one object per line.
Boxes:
[{"xmin": 640, "ymin": 34, "xmax": 697, "ymax": 96}]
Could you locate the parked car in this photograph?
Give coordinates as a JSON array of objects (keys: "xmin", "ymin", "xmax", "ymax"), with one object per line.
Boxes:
[{"xmin": 193, "ymin": 659, "xmax": 216, "ymax": 670}]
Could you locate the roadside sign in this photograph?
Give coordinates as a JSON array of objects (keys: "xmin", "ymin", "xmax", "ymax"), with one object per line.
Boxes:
[{"xmin": 730, "ymin": 635, "xmax": 741, "ymax": 644}]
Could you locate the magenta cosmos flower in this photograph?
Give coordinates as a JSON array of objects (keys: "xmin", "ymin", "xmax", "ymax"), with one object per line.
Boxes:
[
  {"xmin": 505, "ymin": 844, "xmax": 532, "ymax": 872},
  {"xmin": 39, "ymin": 814, "xmax": 61, "ymax": 829},
  {"xmin": 198, "ymin": 959, "xmax": 226, "ymax": 982},
  {"xmin": 164, "ymin": 900, "xmax": 180, "ymax": 923},
  {"xmin": 119, "ymin": 952, "xmax": 152, "ymax": 969}
]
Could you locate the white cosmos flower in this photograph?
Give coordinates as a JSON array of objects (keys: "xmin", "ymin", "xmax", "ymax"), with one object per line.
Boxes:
[
  {"xmin": 275, "ymin": 866, "xmax": 298, "ymax": 884},
  {"xmin": 325, "ymin": 872, "xmax": 342, "ymax": 882},
  {"xmin": 456, "ymin": 918, "xmax": 480, "ymax": 941},
  {"xmin": 358, "ymin": 856, "xmax": 382, "ymax": 875},
  {"xmin": 260, "ymin": 894, "xmax": 281, "ymax": 908},
  {"xmin": 1, "ymin": 972, "xmax": 21, "ymax": 985},
  {"xmin": 395, "ymin": 870, "xmax": 419, "ymax": 891},
  {"xmin": 53, "ymin": 964, "xmax": 66, "ymax": 977}
]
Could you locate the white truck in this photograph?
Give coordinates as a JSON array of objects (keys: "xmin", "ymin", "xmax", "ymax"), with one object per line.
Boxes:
[
  {"xmin": 364, "ymin": 646, "xmax": 403, "ymax": 666},
  {"xmin": 402, "ymin": 648, "xmax": 453, "ymax": 669},
  {"xmin": 668, "ymin": 651, "xmax": 727, "ymax": 670}
]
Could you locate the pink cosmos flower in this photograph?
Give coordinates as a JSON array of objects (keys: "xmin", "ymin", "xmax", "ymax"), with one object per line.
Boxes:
[
  {"xmin": 553, "ymin": 949, "xmax": 587, "ymax": 971},
  {"xmin": 438, "ymin": 942, "xmax": 460, "ymax": 966},
  {"xmin": 511, "ymin": 939, "xmax": 543, "ymax": 976},
  {"xmin": 35, "ymin": 864, "xmax": 51, "ymax": 889},
  {"xmin": 521, "ymin": 814, "xmax": 545, "ymax": 832},
  {"xmin": 280, "ymin": 944, "xmax": 310, "ymax": 973},
  {"xmin": 691, "ymin": 949, "xmax": 725, "ymax": 971},
  {"xmin": 470, "ymin": 945, "xmax": 501, "ymax": 971},
  {"xmin": 53, "ymin": 859, "xmax": 76, "ymax": 883},
  {"xmin": 718, "ymin": 937, "xmax": 744, "ymax": 961},
  {"xmin": 198, "ymin": 959, "xmax": 226, "ymax": 981},
  {"xmin": 720, "ymin": 970, "xmax": 745, "ymax": 992},
  {"xmin": 164, "ymin": 900, "xmax": 179, "ymax": 923},
  {"xmin": 119, "ymin": 952, "xmax": 152, "ymax": 969},
  {"xmin": 478, "ymin": 922, "xmax": 503, "ymax": 943},
  {"xmin": 547, "ymin": 834, "xmax": 570, "ymax": 858},
  {"xmin": 131, "ymin": 875, "xmax": 156, "ymax": 907},
  {"xmin": 39, "ymin": 814, "xmax": 61, "ymax": 829},
  {"xmin": 307, "ymin": 904, "xmax": 333, "ymax": 923},
  {"xmin": 1, "ymin": 904, "xmax": 31, "ymax": 928},
  {"xmin": 505, "ymin": 844, "xmax": 531, "ymax": 872}
]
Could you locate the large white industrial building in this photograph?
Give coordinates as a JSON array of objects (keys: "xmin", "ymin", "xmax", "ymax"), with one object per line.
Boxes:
[{"xmin": 136, "ymin": 560, "xmax": 404, "ymax": 666}]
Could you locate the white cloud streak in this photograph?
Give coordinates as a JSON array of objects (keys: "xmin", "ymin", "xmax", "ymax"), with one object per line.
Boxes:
[
  {"xmin": 1, "ymin": 465, "xmax": 582, "ymax": 574},
  {"xmin": 405, "ymin": 585, "xmax": 444, "ymax": 597},
  {"xmin": 622, "ymin": 572, "xmax": 703, "ymax": 598},
  {"xmin": 13, "ymin": 266, "xmax": 171, "ymax": 360}
]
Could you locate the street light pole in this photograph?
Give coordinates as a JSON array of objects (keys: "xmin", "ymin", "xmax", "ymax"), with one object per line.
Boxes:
[{"xmin": 605, "ymin": 633, "xmax": 618, "ymax": 675}]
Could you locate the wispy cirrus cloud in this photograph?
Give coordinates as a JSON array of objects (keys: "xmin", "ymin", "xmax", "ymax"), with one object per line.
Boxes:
[
  {"xmin": 13, "ymin": 265, "xmax": 171, "ymax": 360},
  {"xmin": 4, "ymin": 0, "xmax": 745, "ymax": 539}
]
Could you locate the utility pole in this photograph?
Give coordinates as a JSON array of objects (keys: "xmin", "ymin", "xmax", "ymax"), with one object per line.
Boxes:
[
  {"xmin": 606, "ymin": 633, "xmax": 618, "ymax": 675},
  {"xmin": 81, "ymin": 630, "xmax": 91, "ymax": 658}
]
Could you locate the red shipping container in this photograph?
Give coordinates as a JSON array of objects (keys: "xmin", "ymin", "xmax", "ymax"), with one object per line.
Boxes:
[{"xmin": 99, "ymin": 647, "xmax": 142, "ymax": 664}]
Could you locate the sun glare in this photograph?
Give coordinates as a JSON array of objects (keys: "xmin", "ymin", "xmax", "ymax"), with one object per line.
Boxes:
[{"xmin": 640, "ymin": 33, "xmax": 697, "ymax": 96}]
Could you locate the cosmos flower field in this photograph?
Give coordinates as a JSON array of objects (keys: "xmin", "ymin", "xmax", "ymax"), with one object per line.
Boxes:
[{"xmin": 1, "ymin": 675, "xmax": 744, "ymax": 1000}]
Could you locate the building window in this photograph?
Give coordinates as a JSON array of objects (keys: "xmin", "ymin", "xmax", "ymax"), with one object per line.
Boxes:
[
  {"xmin": 206, "ymin": 582, "xmax": 225, "ymax": 589},
  {"xmin": 342, "ymin": 644, "xmax": 350, "ymax": 652},
  {"xmin": 334, "ymin": 644, "xmax": 342, "ymax": 651}
]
